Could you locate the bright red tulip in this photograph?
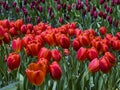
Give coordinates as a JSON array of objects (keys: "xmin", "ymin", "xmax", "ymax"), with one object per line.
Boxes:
[
  {"xmin": 87, "ymin": 47, "xmax": 98, "ymax": 61},
  {"xmin": 88, "ymin": 58, "xmax": 99, "ymax": 73},
  {"xmin": 49, "ymin": 61, "xmax": 62, "ymax": 80},
  {"xmin": 0, "ymin": 25, "xmax": 5, "ymax": 40},
  {"xmin": 72, "ymin": 38, "xmax": 81, "ymax": 51},
  {"xmin": 76, "ymin": 47, "xmax": 88, "ymax": 62},
  {"xmin": 59, "ymin": 34, "xmax": 70, "ymax": 49},
  {"xmin": 3, "ymin": 32, "xmax": 10, "ymax": 44},
  {"xmin": 51, "ymin": 49, "xmax": 62, "ymax": 62},
  {"xmin": 7, "ymin": 52, "xmax": 20, "ymax": 70},
  {"xmin": 99, "ymin": 26, "xmax": 106, "ymax": 35}
]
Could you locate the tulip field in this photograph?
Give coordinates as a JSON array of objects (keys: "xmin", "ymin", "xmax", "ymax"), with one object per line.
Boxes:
[{"xmin": 0, "ymin": 0, "xmax": 120, "ymax": 90}]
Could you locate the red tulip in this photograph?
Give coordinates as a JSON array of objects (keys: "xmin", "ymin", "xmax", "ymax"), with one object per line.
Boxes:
[
  {"xmin": 7, "ymin": 52, "xmax": 20, "ymax": 70},
  {"xmin": 72, "ymin": 38, "xmax": 81, "ymax": 51},
  {"xmin": 0, "ymin": 25, "xmax": 5, "ymax": 40},
  {"xmin": 99, "ymin": 57, "xmax": 111, "ymax": 73},
  {"xmin": 3, "ymin": 32, "xmax": 10, "ymax": 44},
  {"xmin": 51, "ymin": 49, "xmax": 62, "ymax": 62},
  {"xmin": 38, "ymin": 47, "xmax": 51, "ymax": 61},
  {"xmin": 87, "ymin": 47, "xmax": 98, "ymax": 61},
  {"xmin": 12, "ymin": 38, "xmax": 22, "ymax": 53},
  {"xmin": 25, "ymin": 40, "xmax": 41, "ymax": 56},
  {"xmin": 99, "ymin": 26, "xmax": 106, "ymax": 35},
  {"xmin": 76, "ymin": 47, "xmax": 88, "ymax": 62},
  {"xmin": 21, "ymin": 24, "xmax": 27, "ymax": 34},
  {"xmin": 59, "ymin": 34, "xmax": 70, "ymax": 49},
  {"xmin": 49, "ymin": 61, "xmax": 62, "ymax": 80},
  {"xmin": 88, "ymin": 58, "xmax": 99, "ymax": 73}
]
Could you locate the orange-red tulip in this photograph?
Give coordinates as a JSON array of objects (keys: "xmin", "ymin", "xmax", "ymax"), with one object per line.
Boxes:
[
  {"xmin": 12, "ymin": 38, "xmax": 22, "ymax": 53},
  {"xmin": 25, "ymin": 40, "xmax": 41, "ymax": 56},
  {"xmin": 21, "ymin": 24, "xmax": 27, "ymax": 34},
  {"xmin": 49, "ymin": 61, "xmax": 62, "ymax": 80},
  {"xmin": 76, "ymin": 47, "xmax": 88, "ymax": 62},
  {"xmin": 25, "ymin": 62, "xmax": 46, "ymax": 86},
  {"xmin": 88, "ymin": 58, "xmax": 99, "ymax": 73},
  {"xmin": 7, "ymin": 52, "xmax": 20, "ymax": 70}
]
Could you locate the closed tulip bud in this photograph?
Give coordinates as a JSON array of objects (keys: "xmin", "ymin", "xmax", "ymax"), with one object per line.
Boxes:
[
  {"xmin": 101, "ymin": 44, "xmax": 109, "ymax": 53},
  {"xmin": 49, "ymin": 61, "xmax": 62, "ymax": 80},
  {"xmin": 21, "ymin": 24, "xmax": 27, "ymax": 34},
  {"xmin": 59, "ymin": 17, "xmax": 64, "ymax": 24},
  {"xmin": 25, "ymin": 62, "xmax": 46, "ymax": 86},
  {"xmin": 99, "ymin": 57, "xmax": 111, "ymax": 73},
  {"xmin": 3, "ymin": 32, "xmax": 10, "ymax": 44},
  {"xmin": 99, "ymin": 26, "xmax": 106, "ymax": 35},
  {"xmin": 88, "ymin": 58, "xmax": 99, "ymax": 73},
  {"xmin": 72, "ymin": 38, "xmax": 81, "ymax": 51},
  {"xmin": 12, "ymin": 38, "xmax": 22, "ymax": 53},
  {"xmin": 51, "ymin": 49, "xmax": 62, "ymax": 62},
  {"xmin": 57, "ymin": 4, "xmax": 61, "ymax": 11},
  {"xmin": 76, "ymin": 47, "xmax": 88, "ymax": 62},
  {"xmin": 111, "ymin": 40, "xmax": 120, "ymax": 51},
  {"xmin": 87, "ymin": 47, "xmax": 98, "ymax": 61},
  {"xmin": 59, "ymin": 34, "xmax": 70, "ymax": 49},
  {"xmin": 7, "ymin": 52, "xmax": 20, "ymax": 70},
  {"xmin": 38, "ymin": 47, "xmax": 51, "ymax": 61},
  {"xmin": 116, "ymin": 32, "xmax": 120, "ymax": 39},
  {"xmin": 9, "ymin": 27, "xmax": 18, "ymax": 36},
  {"xmin": 107, "ymin": 16, "xmax": 113, "ymax": 24},
  {"xmin": 67, "ymin": 5, "xmax": 71, "ymax": 11}
]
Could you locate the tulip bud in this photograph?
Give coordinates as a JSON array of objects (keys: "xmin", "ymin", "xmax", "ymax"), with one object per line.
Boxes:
[
  {"xmin": 64, "ymin": 49, "xmax": 69, "ymax": 56},
  {"xmin": 12, "ymin": 38, "xmax": 22, "ymax": 53},
  {"xmin": 88, "ymin": 58, "xmax": 99, "ymax": 73},
  {"xmin": 21, "ymin": 24, "xmax": 27, "ymax": 34},
  {"xmin": 3, "ymin": 32, "xmax": 10, "ymax": 44},
  {"xmin": 51, "ymin": 49, "xmax": 62, "ymax": 62},
  {"xmin": 76, "ymin": 47, "xmax": 88, "ymax": 62},
  {"xmin": 7, "ymin": 52, "xmax": 20, "ymax": 70},
  {"xmin": 49, "ymin": 61, "xmax": 62, "ymax": 80},
  {"xmin": 99, "ymin": 26, "xmax": 106, "ymax": 35},
  {"xmin": 72, "ymin": 38, "xmax": 81, "ymax": 51}
]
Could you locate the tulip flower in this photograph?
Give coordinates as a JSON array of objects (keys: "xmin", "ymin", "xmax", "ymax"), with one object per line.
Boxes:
[
  {"xmin": 59, "ymin": 34, "xmax": 70, "ymax": 49},
  {"xmin": 72, "ymin": 38, "xmax": 81, "ymax": 51},
  {"xmin": 25, "ymin": 40, "xmax": 41, "ymax": 56},
  {"xmin": 99, "ymin": 26, "xmax": 106, "ymax": 35},
  {"xmin": 51, "ymin": 49, "xmax": 62, "ymax": 62},
  {"xmin": 12, "ymin": 38, "xmax": 22, "ymax": 53},
  {"xmin": 38, "ymin": 47, "xmax": 51, "ymax": 61},
  {"xmin": 7, "ymin": 52, "xmax": 20, "ymax": 70},
  {"xmin": 3, "ymin": 32, "xmax": 10, "ymax": 44},
  {"xmin": 87, "ymin": 47, "xmax": 98, "ymax": 61},
  {"xmin": 76, "ymin": 47, "xmax": 88, "ymax": 62},
  {"xmin": 0, "ymin": 25, "xmax": 5, "ymax": 40},
  {"xmin": 49, "ymin": 61, "xmax": 62, "ymax": 80},
  {"xmin": 88, "ymin": 58, "xmax": 99, "ymax": 73},
  {"xmin": 25, "ymin": 62, "xmax": 46, "ymax": 86}
]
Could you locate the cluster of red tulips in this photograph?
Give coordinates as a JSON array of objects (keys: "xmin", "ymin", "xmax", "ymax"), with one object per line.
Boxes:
[{"xmin": 0, "ymin": 19, "xmax": 119, "ymax": 86}]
